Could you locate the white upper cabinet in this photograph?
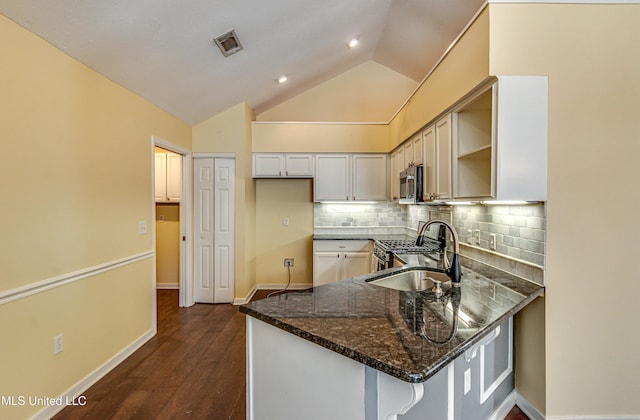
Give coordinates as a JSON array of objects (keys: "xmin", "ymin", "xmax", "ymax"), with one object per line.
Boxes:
[
  {"xmin": 253, "ymin": 153, "xmax": 314, "ymax": 178},
  {"xmin": 314, "ymin": 154, "xmax": 387, "ymax": 202},
  {"xmin": 423, "ymin": 114, "xmax": 452, "ymax": 202},
  {"xmin": 155, "ymin": 151, "xmax": 181, "ymax": 203},
  {"xmin": 314, "ymin": 155, "xmax": 350, "ymax": 201},
  {"xmin": 352, "ymin": 154, "xmax": 388, "ymax": 201},
  {"xmin": 389, "ymin": 148, "xmax": 404, "ymax": 201},
  {"xmin": 452, "ymin": 76, "xmax": 548, "ymax": 201},
  {"xmin": 403, "ymin": 133, "xmax": 424, "ymax": 168}
]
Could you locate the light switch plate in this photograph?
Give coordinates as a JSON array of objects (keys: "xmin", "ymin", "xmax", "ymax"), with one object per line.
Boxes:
[{"xmin": 54, "ymin": 334, "xmax": 63, "ymax": 354}]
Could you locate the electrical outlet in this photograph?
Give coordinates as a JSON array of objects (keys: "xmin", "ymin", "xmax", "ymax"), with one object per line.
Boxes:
[
  {"xmin": 138, "ymin": 220, "xmax": 147, "ymax": 234},
  {"xmin": 54, "ymin": 334, "xmax": 63, "ymax": 355},
  {"xmin": 283, "ymin": 217, "xmax": 289, "ymax": 226},
  {"xmin": 474, "ymin": 229, "xmax": 480, "ymax": 245},
  {"xmin": 284, "ymin": 258, "xmax": 294, "ymax": 267},
  {"xmin": 489, "ymin": 233, "xmax": 497, "ymax": 250},
  {"xmin": 467, "ymin": 229, "xmax": 473, "ymax": 244},
  {"xmin": 464, "ymin": 368, "xmax": 471, "ymax": 395}
]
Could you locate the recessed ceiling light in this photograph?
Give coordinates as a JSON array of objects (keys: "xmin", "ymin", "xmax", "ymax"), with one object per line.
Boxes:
[
  {"xmin": 276, "ymin": 75, "xmax": 288, "ymax": 84},
  {"xmin": 347, "ymin": 36, "xmax": 360, "ymax": 48}
]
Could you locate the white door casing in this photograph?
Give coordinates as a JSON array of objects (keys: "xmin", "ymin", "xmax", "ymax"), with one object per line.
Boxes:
[{"xmin": 193, "ymin": 157, "xmax": 235, "ymax": 304}]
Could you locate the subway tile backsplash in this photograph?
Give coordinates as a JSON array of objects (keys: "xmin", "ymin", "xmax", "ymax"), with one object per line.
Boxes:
[
  {"xmin": 315, "ymin": 202, "xmax": 546, "ymax": 282},
  {"xmin": 314, "ymin": 202, "xmax": 407, "ymax": 228},
  {"xmin": 452, "ymin": 204, "xmax": 546, "ymax": 267}
]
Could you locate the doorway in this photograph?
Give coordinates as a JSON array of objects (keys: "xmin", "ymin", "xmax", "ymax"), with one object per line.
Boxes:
[{"xmin": 152, "ymin": 136, "xmax": 193, "ymax": 309}]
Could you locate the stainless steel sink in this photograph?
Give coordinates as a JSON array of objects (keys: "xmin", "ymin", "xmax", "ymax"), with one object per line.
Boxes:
[{"xmin": 368, "ymin": 269, "xmax": 451, "ymax": 291}]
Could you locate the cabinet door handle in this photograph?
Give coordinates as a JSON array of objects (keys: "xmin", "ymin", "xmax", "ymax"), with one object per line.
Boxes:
[{"xmin": 337, "ymin": 254, "xmax": 340, "ymax": 258}]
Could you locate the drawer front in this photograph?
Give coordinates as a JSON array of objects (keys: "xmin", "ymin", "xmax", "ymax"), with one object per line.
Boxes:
[{"xmin": 313, "ymin": 240, "xmax": 371, "ymax": 253}]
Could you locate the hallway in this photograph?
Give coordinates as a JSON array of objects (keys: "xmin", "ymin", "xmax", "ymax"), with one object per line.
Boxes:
[{"xmin": 55, "ymin": 290, "xmax": 246, "ymax": 419}]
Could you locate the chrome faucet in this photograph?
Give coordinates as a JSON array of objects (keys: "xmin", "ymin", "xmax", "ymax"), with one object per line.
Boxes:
[{"xmin": 416, "ymin": 219, "xmax": 462, "ymax": 285}]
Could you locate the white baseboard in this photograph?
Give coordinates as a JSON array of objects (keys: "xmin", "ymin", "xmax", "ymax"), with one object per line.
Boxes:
[
  {"xmin": 489, "ymin": 390, "xmax": 517, "ymax": 420},
  {"xmin": 33, "ymin": 328, "xmax": 156, "ymax": 420},
  {"xmin": 156, "ymin": 283, "xmax": 179, "ymax": 290},
  {"xmin": 515, "ymin": 390, "xmax": 546, "ymax": 420},
  {"xmin": 256, "ymin": 283, "xmax": 312, "ymax": 291},
  {"xmin": 234, "ymin": 284, "xmax": 257, "ymax": 305}
]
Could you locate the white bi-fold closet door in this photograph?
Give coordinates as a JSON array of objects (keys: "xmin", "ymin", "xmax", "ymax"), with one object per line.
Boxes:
[{"xmin": 193, "ymin": 157, "xmax": 235, "ymax": 303}]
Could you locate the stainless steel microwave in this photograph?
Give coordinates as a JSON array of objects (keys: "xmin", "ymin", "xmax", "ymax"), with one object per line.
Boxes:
[{"xmin": 399, "ymin": 165, "xmax": 424, "ymax": 204}]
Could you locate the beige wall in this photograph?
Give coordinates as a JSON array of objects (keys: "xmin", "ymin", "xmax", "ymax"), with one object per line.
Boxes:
[
  {"xmin": 490, "ymin": 4, "xmax": 640, "ymax": 417},
  {"xmin": 255, "ymin": 180, "xmax": 314, "ymax": 288},
  {"xmin": 0, "ymin": 14, "xmax": 191, "ymax": 419},
  {"xmin": 388, "ymin": 7, "xmax": 490, "ymax": 148},
  {"xmin": 252, "ymin": 122, "xmax": 389, "ymax": 153},
  {"xmin": 192, "ymin": 102, "xmax": 257, "ymax": 300},
  {"xmin": 155, "ymin": 204, "xmax": 180, "ymax": 287},
  {"xmin": 257, "ymin": 61, "xmax": 418, "ymax": 123}
]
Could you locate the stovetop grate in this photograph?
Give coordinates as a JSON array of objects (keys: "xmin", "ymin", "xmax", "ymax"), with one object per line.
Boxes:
[{"xmin": 374, "ymin": 238, "xmax": 442, "ymax": 253}]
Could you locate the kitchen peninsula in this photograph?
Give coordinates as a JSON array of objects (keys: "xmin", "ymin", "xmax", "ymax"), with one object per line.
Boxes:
[{"xmin": 240, "ymin": 256, "xmax": 543, "ymax": 419}]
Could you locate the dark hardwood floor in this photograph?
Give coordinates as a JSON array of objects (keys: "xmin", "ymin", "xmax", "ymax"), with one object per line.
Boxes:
[{"xmin": 54, "ymin": 289, "xmax": 529, "ymax": 419}]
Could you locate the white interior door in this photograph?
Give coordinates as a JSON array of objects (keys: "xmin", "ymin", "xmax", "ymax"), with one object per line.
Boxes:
[
  {"xmin": 194, "ymin": 158, "xmax": 215, "ymax": 303},
  {"xmin": 194, "ymin": 157, "xmax": 235, "ymax": 304},
  {"xmin": 213, "ymin": 158, "xmax": 235, "ymax": 303}
]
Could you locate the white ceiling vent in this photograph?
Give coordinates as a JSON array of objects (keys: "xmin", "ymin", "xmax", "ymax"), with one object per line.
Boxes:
[{"xmin": 214, "ymin": 29, "xmax": 243, "ymax": 57}]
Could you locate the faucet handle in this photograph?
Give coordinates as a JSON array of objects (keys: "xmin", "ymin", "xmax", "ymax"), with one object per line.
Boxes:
[{"xmin": 431, "ymin": 279, "xmax": 443, "ymax": 299}]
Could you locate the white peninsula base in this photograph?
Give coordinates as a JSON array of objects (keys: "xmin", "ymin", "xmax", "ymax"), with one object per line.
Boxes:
[{"xmin": 246, "ymin": 317, "xmax": 515, "ymax": 420}]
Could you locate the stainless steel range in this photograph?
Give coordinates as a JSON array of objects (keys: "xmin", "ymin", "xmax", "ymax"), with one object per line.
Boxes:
[
  {"xmin": 372, "ymin": 221, "xmax": 447, "ymax": 271},
  {"xmin": 372, "ymin": 237, "xmax": 443, "ymax": 271}
]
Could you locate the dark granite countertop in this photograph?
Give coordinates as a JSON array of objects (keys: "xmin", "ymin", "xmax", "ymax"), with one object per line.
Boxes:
[{"xmin": 240, "ymin": 255, "xmax": 544, "ymax": 383}]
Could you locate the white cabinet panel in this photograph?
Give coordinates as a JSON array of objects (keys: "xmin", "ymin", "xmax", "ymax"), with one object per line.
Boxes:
[
  {"xmin": 435, "ymin": 114, "xmax": 452, "ymax": 201},
  {"xmin": 253, "ymin": 153, "xmax": 314, "ymax": 178},
  {"xmin": 314, "ymin": 155, "xmax": 351, "ymax": 201},
  {"xmin": 422, "ymin": 114, "xmax": 452, "ymax": 202},
  {"xmin": 313, "ymin": 240, "xmax": 371, "ymax": 286},
  {"xmin": 285, "ymin": 154, "xmax": 314, "ymax": 177},
  {"xmin": 390, "ymin": 148, "xmax": 404, "ymax": 201},
  {"xmin": 315, "ymin": 154, "xmax": 387, "ymax": 202},
  {"xmin": 253, "ymin": 154, "xmax": 285, "ymax": 177},
  {"xmin": 352, "ymin": 154, "xmax": 387, "ymax": 201},
  {"xmin": 154, "ymin": 153, "xmax": 167, "ymax": 202},
  {"xmin": 155, "ymin": 151, "xmax": 181, "ymax": 203},
  {"xmin": 166, "ymin": 153, "xmax": 182, "ymax": 201}
]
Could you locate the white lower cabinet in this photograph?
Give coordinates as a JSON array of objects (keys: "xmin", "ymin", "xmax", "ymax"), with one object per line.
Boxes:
[
  {"xmin": 313, "ymin": 240, "xmax": 371, "ymax": 286},
  {"xmin": 246, "ymin": 317, "xmax": 514, "ymax": 420}
]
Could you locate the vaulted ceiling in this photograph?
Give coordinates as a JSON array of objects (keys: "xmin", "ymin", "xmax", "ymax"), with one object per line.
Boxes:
[{"xmin": 0, "ymin": 0, "xmax": 485, "ymax": 125}]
